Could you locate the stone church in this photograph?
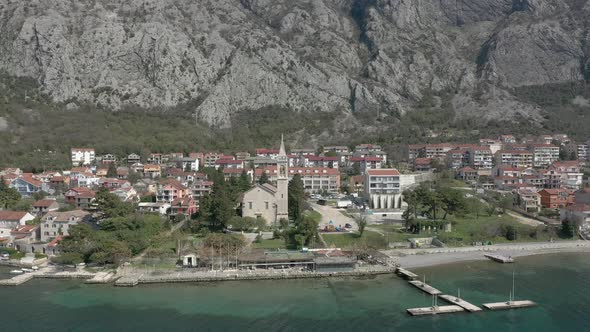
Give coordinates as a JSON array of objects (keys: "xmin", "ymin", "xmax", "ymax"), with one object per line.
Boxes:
[{"xmin": 241, "ymin": 136, "xmax": 289, "ymax": 225}]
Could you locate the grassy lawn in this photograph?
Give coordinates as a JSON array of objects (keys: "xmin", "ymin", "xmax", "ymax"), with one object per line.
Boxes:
[
  {"xmin": 252, "ymin": 238, "xmax": 287, "ymax": 249},
  {"xmin": 1, "ymin": 248, "xmax": 25, "ymax": 260},
  {"xmin": 434, "ymin": 213, "xmax": 563, "ymax": 247},
  {"xmin": 369, "ymin": 224, "xmax": 402, "ymax": 233},
  {"xmin": 323, "ymin": 230, "xmax": 388, "ymax": 249},
  {"xmin": 305, "ymin": 210, "xmax": 322, "ymax": 223}
]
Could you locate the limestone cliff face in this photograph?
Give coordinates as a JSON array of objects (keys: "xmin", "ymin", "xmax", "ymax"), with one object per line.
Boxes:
[{"xmin": 0, "ymin": 0, "xmax": 588, "ymax": 126}]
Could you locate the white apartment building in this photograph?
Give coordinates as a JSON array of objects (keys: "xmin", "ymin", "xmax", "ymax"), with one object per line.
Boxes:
[
  {"xmin": 578, "ymin": 143, "xmax": 589, "ymax": 161},
  {"xmin": 531, "ymin": 144, "xmax": 560, "ymax": 168},
  {"xmin": 496, "ymin": 150, "xmax": 534, "ymax": 168},
  {"xmin": 256, "ymin": 167, "xmax": 341, "ymax": 194},
  {"xmin": 469, "ymin": 147, "xmax": 493, "ymax": 169},
  {"xmin": 364, "ymin": 169, "xmax": 403, "ymax": 210},
  {"xmin": 71, "ymin": 148, "xmax": 95, "ymax": 166}
]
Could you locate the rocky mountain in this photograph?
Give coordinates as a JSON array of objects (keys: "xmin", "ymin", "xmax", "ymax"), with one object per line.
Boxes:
[{"xmin": 0, "ymin": 0, "xmax": 588, "ymax": 127}]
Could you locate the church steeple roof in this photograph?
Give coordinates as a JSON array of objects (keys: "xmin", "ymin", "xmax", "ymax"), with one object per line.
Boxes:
[{"xmin": 279, "ymin": 134, "xmax": 286, "ymax": 156}]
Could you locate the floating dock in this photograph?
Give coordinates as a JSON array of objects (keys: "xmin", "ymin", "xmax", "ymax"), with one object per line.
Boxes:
[
  {"xmin": 438, "ymin": 295, "xmax": 482, "ymax": 312},
  {"xmin": 396, "ymin": 267, "xmax": 418, "ymax": 280},
  {"xmin": 483, "ymin": 300, "xmax": 536, "ymax": 310},
  {"xmin": 407, "ymin": 305, "xmax": 465, "ymax": 316},
  {"xmin": 484, "ymin": 254, "xmax": 514, "ymax": 263},
  {"xmin": 408, "ymin": 280, "xmax": 443, "ymax": 295}
]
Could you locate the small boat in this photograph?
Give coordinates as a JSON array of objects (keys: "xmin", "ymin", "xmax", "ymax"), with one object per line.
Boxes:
[
  {"xmin": 10, "ymin": 270, "xmax": 23, "ymax": 274},
  {"xmin": 21, "ymin": 268, "xmax": 34, "ymax": 273},
  {"xmin": 31, "ymin": 266, "xmax": 39, "ymax": 271}
]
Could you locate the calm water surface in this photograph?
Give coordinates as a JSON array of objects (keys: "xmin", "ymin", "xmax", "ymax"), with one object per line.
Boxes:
[{"xmin": 1, "ymin": 253, "xmax": 589, "ymax": 332}]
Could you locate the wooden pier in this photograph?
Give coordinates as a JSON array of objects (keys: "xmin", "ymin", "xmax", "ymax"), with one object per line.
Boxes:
[
  {"xmin": 396, "ymin": 267, "xmax": 418, "ymax": 280},
  {"xmin": 407, "ymin": 305, "xmax": 465, "ymax": 316},
  {"xmin": 408, "ymin": 280, "xmax": 443, "ymax": 295},
  {"xmin": 483, "ymin": 300, "xmax": 536, "ymax": 310},
  {"xmin": 484, "ymin": 254, "xmax": 514, "ymax": 263},
  {"xmin": 439, "ymin": 295, "xmax": 482, "ymax": 312}
]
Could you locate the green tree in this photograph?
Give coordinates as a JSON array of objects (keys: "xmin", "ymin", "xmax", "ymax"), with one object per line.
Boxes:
[
  {"xmin": 355, "ymin": 214, "xmax": 368, "ymax": 237},
  {"xmin": 503, "ymin": 224, "xmax": 518, "ymax": 241},
  {"xmin": 0, "ymin": 176, "xmax": 21, "ymax": 209},
  {"xmin": 13, "ymin": 198, "xmax": 34, "ymax": 211},
  {"xmin": 208, "ymin": 176, "xmax": 233, "ymax": 230},
  {"xmin": 288, "ymin": 174, "xmax": 305, "ymax": 222},
  {"xmin": 498, "ymin": 195, "xmax": 514, "ymax": 214},
  {"xmin": 238, "ymin": 170, "xmax": 252, "ymax": 192},
  {"xmin": 32, "ymin": 191, "xmax": 47, "ymax": 201},
  {"xmin": 95, "ymin": 188, "xmax": 135, "ymax": 218},
  {"xmin": 403, "ymin": 189, "xmax": 419, "ymax": 220},
  {"xmin": 107, "ymin": 163, "xmax": 117, "ymax": 178},
  {"xmin": 561, "ymin": 219, "xmax": 576, "ymax": 238},
  {"xmin": 439, "ymin": 187, "xmax": 466, "ymax": 219},
  {"xmin": 127, "ymin": 170, "xmax": 142, "ymax": 184},
  {"xmin": 258, "ymin": 172, "xmax": 269, "ymax": 185},
  {"xmin": 465, "ymin": 197, "xmax": 485, "ymax": 219}
]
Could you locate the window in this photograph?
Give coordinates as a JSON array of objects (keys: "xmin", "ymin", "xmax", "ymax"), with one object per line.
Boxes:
[
  {"xmin": 265, "ymin": 202, "xmax": 269, "ymax": 209},
  {"xmin": 248, "ymin": 202, "xmax": 252, "ymax": 209}
]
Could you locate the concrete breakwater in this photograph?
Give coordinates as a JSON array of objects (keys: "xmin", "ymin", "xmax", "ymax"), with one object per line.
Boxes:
[
  {"xmin": 0, "ymin": 267, "xmax": 105, "ymax": 286},
  {"xmin": 116, "ymin": 268, "xmax": 396, "ymax": 287}
]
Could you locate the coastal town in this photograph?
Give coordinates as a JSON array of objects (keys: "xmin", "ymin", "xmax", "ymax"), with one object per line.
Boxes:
[{"xmin": 0, "ymin": 133, "xmax": 589, "ymax": 286}]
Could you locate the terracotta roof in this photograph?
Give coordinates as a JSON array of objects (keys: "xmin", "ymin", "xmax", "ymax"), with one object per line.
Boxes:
[
  {"xmin": 497, "ymin": 150, "xmax": 533, "ymax": 154},
  {"xmin": 159, "ymin": 178, "xmax": 186, "ymax": 190},
  {"xmin": 144, "ymin": 164, "xmax": 161, "ymax": 171},
  {"xmin": 254, "ymin": 167, "xmax": 340, "ymax": 176},
  {"xmin": 530, "ymin": 144, "xmax": 559, "ymax": 148},
  {"xmin": 71, "ymin": 167, "xmax": 91, "ymax": 173},
  {"xmin": 366, "ymin": 169, "xmax": 400, "ymax": 176},
  {"xmin": 552, "ymin": 161, "xmax": 581, "ymax": 167},
  {"xmin": 44, "ymin": 210, "xmax": 89, "ymax": 223},
  {"xmin": 21, "ymin": 173, "xmax": 42, "ymax": 187},
  {"xmin": 539, "ymin": 188, "xmax": 573, "ymax": 195},
  {"xmin": 71, "ymin": 148, "xmax": 94, "ymax": 152},
  {"xmin": 414, "ymin": 158, "xmax": 432, "ymax": 165},
  {"xmin": 11, "ymin": 225, "xmax": 38, "ymax": 234},
  {"xmin": 0, "ymin": 211, "xmax": 29, "ymax": 221},
  {"xmin": 171, "ymin": 196, "xmax": 194, "ymax": 207},
  {"xmin": 48, "ymin": 236, "xmax": 63, "ymax": 247}
]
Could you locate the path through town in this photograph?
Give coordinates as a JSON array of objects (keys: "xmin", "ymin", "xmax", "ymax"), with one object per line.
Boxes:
[{"xmin": 308, "ymin": 202, "xmax": 358, "ymax": 232}]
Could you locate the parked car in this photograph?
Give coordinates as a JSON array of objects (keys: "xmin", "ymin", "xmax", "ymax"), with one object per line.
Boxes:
[
  {"xmin": 344, "ymin": 223, "xmax": 353, "ymax": 229},
  {"xmin": 1, "ymin": 251, "xmax": 10, "ymax": 258}
]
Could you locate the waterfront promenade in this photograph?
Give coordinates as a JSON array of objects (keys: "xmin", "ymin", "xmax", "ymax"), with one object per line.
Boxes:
[
  {"xmin": 115, "ymin": 265, "xmax": 395, "ymax": 287},
  {"xmin": 384, "ymin": 241, "xmax": 590, "ymax": 268}
]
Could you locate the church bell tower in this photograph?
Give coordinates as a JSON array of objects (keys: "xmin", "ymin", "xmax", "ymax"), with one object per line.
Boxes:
[{"xmin": 276, "ymin": 135, "xmax": 289, "ymax": 221}]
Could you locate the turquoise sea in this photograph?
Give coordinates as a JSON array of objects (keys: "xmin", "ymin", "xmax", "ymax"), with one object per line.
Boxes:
[{"xmin": 1, "ymin": 252, "xmax": 589, "ymax": 332}]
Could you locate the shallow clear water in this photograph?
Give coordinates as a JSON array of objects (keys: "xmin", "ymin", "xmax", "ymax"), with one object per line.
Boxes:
[{"xmin": 1, "ymin": 252, "xmax": 589, "ymax": 332}]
